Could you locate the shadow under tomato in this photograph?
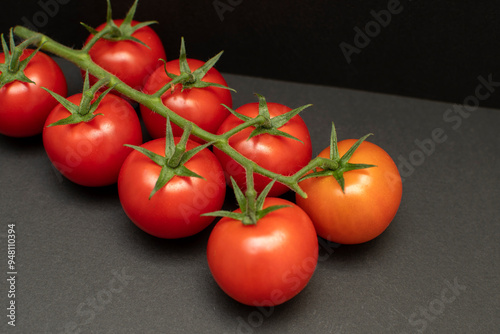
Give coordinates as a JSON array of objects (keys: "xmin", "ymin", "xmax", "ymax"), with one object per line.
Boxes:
[
  {"xmin": 0, "ymin": 133, "xmax": 43, "ymax": 153},
  {"xmin": 205, "ymin": 274, "xmax": 308, "ymax": 332},
  {"xmin": 119, "ymin": 199, "xmax": 232, "ymax": 264}
]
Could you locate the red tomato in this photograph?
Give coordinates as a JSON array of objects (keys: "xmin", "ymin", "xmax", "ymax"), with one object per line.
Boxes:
[
  {"xmin": 296, "ymin": 140, "xmax": 403, "ymax": 244},
  {"xmin": 140, "ymin": 58, "xmax": 232, "ymax": 141},
  {"xmin": 0, "ymin": 49, "xmax": 67, "ymax": 137},
  {"xmin": 207, "ymin": 198, "xmax": 318, "ymax": 306},
  {"xmin": 84, "ymin": 19, "xmax": 166, "ymax": 91},
  {"xmin": 213, "ymin": 102, "xmax": 312, "ymax": 197},
  {"xmin": 43, "ymin": 93, "xmax": 142, "ymax": 187},
  {"xmin": 118, "ymin": 137, "xmax": 226, "ymax": 239}
]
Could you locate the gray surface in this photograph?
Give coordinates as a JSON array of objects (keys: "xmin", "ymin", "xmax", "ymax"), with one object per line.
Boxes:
[{"xmin": 1, "ymin": 59, "xmax": 499, "ymax": 333}]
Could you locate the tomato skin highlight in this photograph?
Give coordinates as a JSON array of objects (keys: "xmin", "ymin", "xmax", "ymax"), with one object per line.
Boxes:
[
  {"xmin": 118, "ymin": 138, "xmax": 226, "ymax": 239},
  {"xmin": 84, "ymin": 19, "xmax": 166, "ymax": 92},
  {"xmin": 0, "ymin": 49, "xmax": 67, "ymax": 137},
  {"xmin": 296, "ymin": 140, "xmax": 403, "ymax": 244},
  {"xmin": 207, "ymin": 198, "xmax": 318, "ymax": 306},
  {"xmin": 214, "ymin": 102, "xmax": 312, "ymax": 197},
  {"xmin": 43, "ymin": 93, "xmax": 142, "ymax": 187},
  {"xmin": 140, "ymin": 58, "xmax": 232, "ymax": 141}
]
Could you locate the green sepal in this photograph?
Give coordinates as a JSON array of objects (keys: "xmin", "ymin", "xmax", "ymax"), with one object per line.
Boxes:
[
  {"xmin": 46, "ymin": 112, "xmax": 104, "ymax": 127},
  {"xmin": 248, "ymin": 126, "xmax": 303, "ymax": 143},
  {"xmin": 156, "ymin": 37, "xmax": 236, "ymax": 95},
  {"xmin": 150, "ymin": 166, "xmax": 175, "ymax": 199},
  {"xmin": 123, "ymin": 144, "xmax": 166, "ymax": 167},
  {"xmin": 125, "ymin": 117, "xmax": 210, "ymax": 199},
  {"xmin": 0, "ymin": 29, "xmax": 43, "ymax": 88},
  {"xmin": 299, "ymin": 122, "xmax": 376, "ymax": 193},
  {"xmin": 230, "ymin": 176, "xmax": 247, "ymax": 214},
  {"xmin": 298, "ymin": 169, "xmax": 333, "ymax": 182},
  {"xmin": 201, "ymin": 210, "xmax": 243, "ymax": 221},
  {"xmin": 80, "ymin": 22, "xmax": 99, "ymax": 36},
  {"xmin": 42, "ymin": 87, "xmax": 79, "ymax": 115},
  {"xmin": 148, "ymin": 165, "xmax": 205, "ymax": 200},
  {"xmin": 44, "ymin": 71, "xmax": 112, "ymax": 127},
  {"xmin": 222, "ymin": 104, "xmax": 253, "ymax": 122},
  {"xmin": 81, "ymin": 0, "xmax": 157, "ymax": 51},
  {"xmin": 229, "ymin": 93, "xmax": 311, "ymax": 143},
  {"xmin": 202, "ymin": 168, "xmax": 290, "ymax": 225},
  {"xmin": 256, "ymin": 205, "xmax": 291, "ymax": 221}
]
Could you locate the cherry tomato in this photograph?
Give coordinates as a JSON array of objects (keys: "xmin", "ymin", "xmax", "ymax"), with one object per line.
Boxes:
[
  {"xmin": 213, "ymin": 102, "xmax": 312, "ymax": 197},
  {"xmin": 207, "ymin": 197, "xmax": 318, "ymax": 306},
  {"xmin": 43, "ymin": 93, "xmax": 142, "ymax": 187},
  {"xmin": 140, "ymin": 58, "xmax": 232, "ymax": 141},
  {"xmin": 0, "ymin": 49, "xmax": 67, "ymax": 137},
  {"xmin": 296, "ymin": 140, "xmax": 403, "ymax": 244},
  {"xmin": 84, "ymin": 19, "xmax": 166, "ymax": 91},
  {"xmin": 118, "ymin": 137, "xmax": 226, "ymax": 239}
]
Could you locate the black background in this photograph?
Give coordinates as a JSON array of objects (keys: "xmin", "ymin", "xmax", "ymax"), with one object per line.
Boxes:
[
  {"xmin": 1, "ymin": 0, "xmax": 499, "ymax": 109},
  {"xmin": 1, "ymin": 1, "xmax": 500, "ymax": 333}
]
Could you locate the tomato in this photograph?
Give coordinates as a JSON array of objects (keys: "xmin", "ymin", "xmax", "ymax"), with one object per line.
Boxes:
[
  {"xmin": 207, "ymin": 197, "xmax": 318, "ymax": 306},
  {"xmin": 43, "ymin": 93, "xmax": 142, "ymax": 187},
  {"xmin": 213, "ymin": 102, "xmax": 312, "ymax": 197},
  {"xmin": 84, "ymin": 19, "xmax": 166, "ymax": 91},
  {"xmin": 118, "ymin": 137, "xmax": 226, "ymax": 239},
  {"xmin": 140, "ymin": 58, "xmax": 232, "ymax": 141},
  {"xmin": 296, "ymin": 140, "xmax": 402, "ymax": 244},
  {"xmin": 0, "ymin": 49, "xmax": 67, "ymax": 137}
]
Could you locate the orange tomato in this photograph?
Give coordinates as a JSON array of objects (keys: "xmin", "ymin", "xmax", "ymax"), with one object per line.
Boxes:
[{"xmin": 296, "ymin": 140, "xmax": 402, "ymax": 244}]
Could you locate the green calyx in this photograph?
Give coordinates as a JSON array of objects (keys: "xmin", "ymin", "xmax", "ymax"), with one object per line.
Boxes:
[
  {"xmin": 154, "ymin": 37, "xmax": 236, "ymax": 96},
  {"xmin": 81, "ymin": 0, "xmax": 157, "ymax": 51},
  {"xmin": 203, "ymin": 167, "xmax": 290, "ymax": 226},
  {"xmin": 224, "ymin": 93, "xmax": 312, "ymax": 142},
  {"xmin": 300, "ymin": 122, "xmax": 376, "ymax": 193},
  {"xmin": 0, "ymin": 29, "xmax": 42, "ymax": 88},
  {"xmin": 45, "ymin": 71, "xmax": 112, "ymax": 127},
  {"xmin": 125, "ymin": 118, "xmax": 212, "ymax": 199}
]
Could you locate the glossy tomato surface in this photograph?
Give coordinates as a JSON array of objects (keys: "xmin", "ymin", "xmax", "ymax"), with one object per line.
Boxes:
[
  {"xmin": 84, "ymin": 19, "xmax": 166, "ymax": 91},
  {"xmin": 43, "ymin": 93, "xmax": 142, "ymax": 187},
  {"xmin": 296, "ymin": 140, "xmax": 403, "ymax": 244},
  {"xmin": 118, "ymin": 137, "xmax": 226, "ymax": 239},
  {"xmin": 140, "ymin": 58, "xmax": 232, "ymax": 141},
  {"xmin": 0, "ymin": 49, "xmax": 67, "ymax": 137},
  {"xmin": 214, "ymin": 102, "xmax": 312, "ymax": 197},
  {"xmin": 207, "ymin": 198, "xmax": 318, "ymax": 306}
]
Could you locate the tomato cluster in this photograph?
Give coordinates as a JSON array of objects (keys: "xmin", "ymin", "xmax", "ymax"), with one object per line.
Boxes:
[{"xmin": 1, "ymin": 0, "xmax": 403, "ymax": 308}]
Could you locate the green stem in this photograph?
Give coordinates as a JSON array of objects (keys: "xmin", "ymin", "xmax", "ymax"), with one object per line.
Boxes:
[
  {"xmin": 244, "ymin": 166, "xmax": 257, "ymax": 225},
  {"xmin": 153, "ymin": 72, "xmax": 190, "ymax": 98},
  {"xmin": 81, "ymin": 26, "xmax": 112, "ymax": 53},
  {"xmin": 13, "ymin": 25, "xmax": 328, "ymax": 198}
]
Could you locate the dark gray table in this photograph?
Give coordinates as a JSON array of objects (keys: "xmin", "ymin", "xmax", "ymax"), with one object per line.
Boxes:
[{"xmin": 1, "ymin": 58, "xmax": 499, "ymax": 333}]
